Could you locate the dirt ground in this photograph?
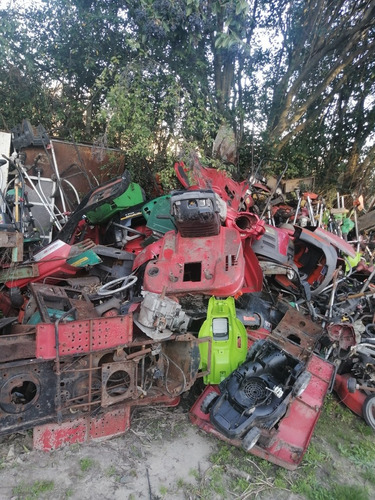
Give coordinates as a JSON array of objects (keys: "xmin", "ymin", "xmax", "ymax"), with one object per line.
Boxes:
[
  {"xmin": 0, "ymin": 404, "xmax": 216, "ymax": 500},
  {"xmin": 0, "ymin": 390, "xmax": 374, "ymax": 500}
]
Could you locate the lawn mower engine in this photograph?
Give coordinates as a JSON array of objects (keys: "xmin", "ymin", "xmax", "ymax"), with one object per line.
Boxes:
[{"xmin": 206, "ymin": 339, "xmax": 311, "ymax": 451}]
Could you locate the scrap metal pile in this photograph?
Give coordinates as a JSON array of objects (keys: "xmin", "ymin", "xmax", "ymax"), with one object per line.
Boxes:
[{"xmin": 0, "ymin": 125, "xmax": 374, "ymax": 470}]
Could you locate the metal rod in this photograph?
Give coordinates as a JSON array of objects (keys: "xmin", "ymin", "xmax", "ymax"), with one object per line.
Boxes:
[
  {"xmin": 293, "ymin": 194, "xmax": 301, "ymax": 224},
  {"xmin": 353, "ymin": 206, "xmax": 360, "ymax": 253},
  {"xmin": 306, "ymin": 196, "xmax": 315, "ymax": 226},
  {"xmin": 49, "ymin": 141, "xmax": 67, "ymax": 214},
  {"xmin": 360, "ymin": 268, "xmax": 375, "ymax": 294}
]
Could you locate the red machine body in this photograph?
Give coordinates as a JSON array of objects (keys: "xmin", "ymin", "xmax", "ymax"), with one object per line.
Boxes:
[
  {"xmin": 334, "ymin": 373, "xmax": 367, "ymax": 418},
  {"xmin": 5, "ymin": 240, "xmax": 77, "ymax": 289},
  {"xmin": 139, "ymin": 227, "xmax": 253, "ymax": 297}
]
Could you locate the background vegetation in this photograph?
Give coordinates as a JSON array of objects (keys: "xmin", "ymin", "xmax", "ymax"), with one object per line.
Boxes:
[{"xmin": 1, "ymin": 0, "xmax": 375, "ymax": 198}]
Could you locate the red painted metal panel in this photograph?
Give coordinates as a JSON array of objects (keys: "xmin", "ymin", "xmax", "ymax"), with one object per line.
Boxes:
[
  {"xmin": 242, "ymin": 240, "xmax": 263, "ymax": 293},
  {"xmin": 89, "ymin": 407, "xmax": 131, "ymax": 440},
  {"xmin": 33, "ymin": 418, "xmax": 89, "ymax": 451},
  {"xmin": 174, "ymin": 161, "xmax": 248, "ymax": 212},
  {"xmin": 5, "ymin": 240, "xmax": 77, "ymax": 289},
  {"xmin": 33, "ymin": 408, "xmax": 131, "ymax": 451},
  {"xmin": 33, "ymin": 394, "xmax": 180, "ymax": 451},
  {"xmin": 142, "ymin": 227, "xmax": 246, "ymax": 296},
  {"xmin": 334, "ymin": 373, "xmax": 366, "ymax": 417},
  {"xmin": 36, "ymin": 315, "xmax": 133, "ymax": 359}
]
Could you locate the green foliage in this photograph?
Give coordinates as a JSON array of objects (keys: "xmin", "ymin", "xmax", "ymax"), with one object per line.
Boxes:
[
  {"xmin": 293, "ymin": 481, "xmax": 369, "ymax": 500},
  {"xmin": 12, "ymin": 479, "xmax": 54, "ymax": 499},
  {"xmin": 159, "ymin": 484, "xmax": 168, "ymax": 496},
  {"xmin": 79, "ymin": 457, "xmax": 95, "ymax": 472},
  {"xmin": 1, "ymin": 0, "xmax": 374, "ymax": 197}
]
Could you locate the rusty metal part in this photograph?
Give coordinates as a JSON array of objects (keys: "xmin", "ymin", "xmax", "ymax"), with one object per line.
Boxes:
[
  {"xmin": 159, "ymin": 333, "xmax": 202, "ymax": 396},
  {"xmin": 0, "ymin": 359, "xmax": 57, "ymax": 435},
  {"xmin": 0, "ymin": 262, "xmax": 39, "ymax": 283},
  {"xmin": 28, "ymin": 283, "xmax": 97, "ymax": 322},
  {"xmin": 270, "ymin": 307, "xmax": 323, "ymax": 360},
  {"xmin": 0, "ymin": 307, "xmax": 203, "ymax": 439},
  {"xmin": 101, "ymin": 360, "xmax": 138, "ymax": 407},
  {"xmin": 0, "ymin": 231, "xmax": 24, "ymax": 263},
  {"xmin": 0, "ymin": 328, "xmax": 36, "ymax": 363},
  {"xmin": 33, "ymin": 392, "xmax": 180, "ymax": 451}
]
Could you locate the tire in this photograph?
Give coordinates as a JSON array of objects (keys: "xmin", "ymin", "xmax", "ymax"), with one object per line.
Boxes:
[
  {"xmin": 200, "ymin": 392, "xmax": 219, "ymax": 414},
  {"xmin": 347, "ymin": 377, "xmax": 357, "ymax": 394},
  {"xmin": 363, "ymin": 394, "xmax": 375, "ymax": 431},
  {"xmin": 242, "ymin": 427, "xmax": 261, "ymax": 452},
  {"xmin": 292, "ymin": 371, "xmax": 311, "ymax": 398}
]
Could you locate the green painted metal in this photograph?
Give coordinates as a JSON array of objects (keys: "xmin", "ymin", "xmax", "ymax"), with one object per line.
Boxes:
[
  {"xmin": 28, "ymin": 308, "xmax": 76, "ymax": 325},
  {"xmin": 66, "ymin": 249, "xmax": 102, "ymax": 267},
  {"xmin": 0, "ymin": 263, "xmax": 39, "ymax": 283},
  {"xmin": 198, "ymin": 296, "xmax": 248, "ymax": 385},
  {"xmin": 142, "ymin": 195, "xmax": 175, "ymax": 235},
  {"xmin": 85, "ymin": 182, "xmax": 145, "ymax": 224}
]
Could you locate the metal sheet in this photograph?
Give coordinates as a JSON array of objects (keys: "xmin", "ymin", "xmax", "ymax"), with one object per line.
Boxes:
[
  {"xmin": 0, "ymin": 359, "xmax": 56, "ymax": 435},
  {"xmin": 142, "ymin": 227, "xmax": 246, "ymax": 297},
  {"xmin": 33, "ymin": 393, "xmax": 180, "ymax": 451},
  {"xmin": 270, "ymin": 308, "xmax": 323, "ymax": 360},
  {"xmin": 36, "ymin": 315, "xmax": 133, "ymax": 359}
]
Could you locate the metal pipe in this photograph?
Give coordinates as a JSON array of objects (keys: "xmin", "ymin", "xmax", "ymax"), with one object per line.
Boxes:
[
  {"xmin": 360, "ymin": 267, "xmax": 375, "ymax": 294},
  {"xmin": 49, "ymin": 141, "xmax": 67, "ymax": 214},
  {"xmin": 353, "ymin": 206, "xmax": 360, "ymax": 253},
  {"xmin": 293, "ymin": 194, "xmax": 301, "ymax": 224},
  {"xmin": 306, "ymin": 195, "xmax": 315, "ymax": 226}
]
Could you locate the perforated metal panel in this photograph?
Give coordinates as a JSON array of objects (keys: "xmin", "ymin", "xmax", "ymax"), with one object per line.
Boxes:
[{"xmin": 36, "ymin": 315, "xmax": 133, "ymax": 359}]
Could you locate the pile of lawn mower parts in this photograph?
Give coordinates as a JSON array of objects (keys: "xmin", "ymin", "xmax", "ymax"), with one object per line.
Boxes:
[{"xmin": 0, "ymin": 122, "xmax": 374, "ymax": 470}]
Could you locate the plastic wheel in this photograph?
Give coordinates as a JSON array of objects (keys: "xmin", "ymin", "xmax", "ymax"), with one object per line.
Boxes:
[
  {"xmin": 242, "ymin": 426, "xmax": 261, "ymax": 452},
  {"xmin": 363, "ymin": 394, "xmax": 375, "ymax": 431},
  {"xmin": 347, "ymin": 377, "xmax": 357, "ymax": 394},
  {"xmin": 97, "ymin": 275, "xmax": 138, "ymax": 296},
  {"xmin": 292, "ymin": 371, "xmax": 311, "ymax": 398},
  {"xmin": 200, "ymin": 392, "xmax": 219, "ymax": 414}
]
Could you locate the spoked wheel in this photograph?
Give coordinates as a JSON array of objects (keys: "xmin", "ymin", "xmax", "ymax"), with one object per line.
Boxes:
[
  {"xmin": 242, "ymin": 426, "xmax": 261, "ymax": 452},
  {"xmin": 363, "ymin": 394, "xmax": 375, "ymax": 430}
]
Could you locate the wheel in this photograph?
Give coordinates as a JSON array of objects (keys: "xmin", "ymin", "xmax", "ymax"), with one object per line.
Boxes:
[
  {"xmin": 363, "ymin": 394, "xmax": 375, "ymax": 431},
  {"xmin": 242, "ymin": 427, "xmax": 261, "ymax": 452},
  {"xmin": 347, "ymin": 377, "xmax": 357, "ymax": 394},
  {"xmin": 97, "ymin": 275, "xmax": 138, "ymax": 296},
  {"xmin": 200, "ymin": 391, "xmax": 219, "ymax": 414},
  {"xmin": 292, "ymin": 371, "xmax": 311, "ymax": 398}
]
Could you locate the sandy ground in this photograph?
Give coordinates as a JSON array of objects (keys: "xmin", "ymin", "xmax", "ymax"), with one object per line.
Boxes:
[{"xmin": 0, "ymin": 405, "xmax": 217, "ymax": 500}]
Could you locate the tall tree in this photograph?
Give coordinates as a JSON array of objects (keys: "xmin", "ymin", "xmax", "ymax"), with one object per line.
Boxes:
[
  {"xmin": 1, "ymin": 0, "xmax": 375, "ymax": 198},
  {"xmin": 263, "ymin": 0, "xmax": 375, "ymax": 152}
]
